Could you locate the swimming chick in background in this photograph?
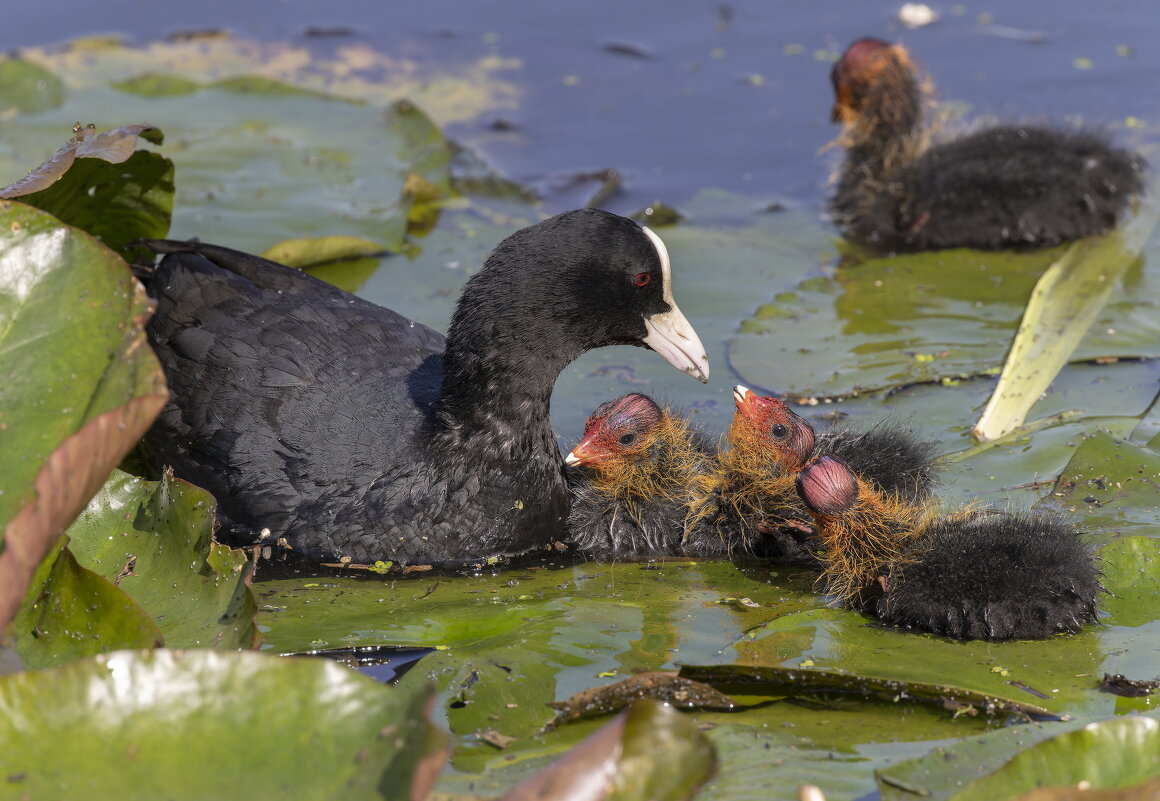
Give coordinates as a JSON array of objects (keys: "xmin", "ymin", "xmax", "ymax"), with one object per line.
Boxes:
[{"xmin": 828, "ymin": 37, "xmax": 1145, "ymax": 252}]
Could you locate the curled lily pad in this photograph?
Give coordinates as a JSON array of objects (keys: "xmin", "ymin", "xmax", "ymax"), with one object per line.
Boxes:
[
  {"xmin": 0, "ymin": 123, "xmax": 173, "ymax": 258},
  {"xmin": 0, "ymin": 201, "xmax": 165, "ymax": 636},
  {"xmin": 503, "ymin": 700, "xmax": 717, "ymax": 801}
]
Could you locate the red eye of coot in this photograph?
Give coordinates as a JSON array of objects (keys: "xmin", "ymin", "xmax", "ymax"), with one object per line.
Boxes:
[{"xmin": 634, "ymin": 273, "xmax": 651, "ymax": 287}]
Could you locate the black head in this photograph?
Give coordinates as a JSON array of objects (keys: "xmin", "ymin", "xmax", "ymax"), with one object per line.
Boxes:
[{"xmin": 445, "ymin": 209, "xmax": 709, "ymax": 386}]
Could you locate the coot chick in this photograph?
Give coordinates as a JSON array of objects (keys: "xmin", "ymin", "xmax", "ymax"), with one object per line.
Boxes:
[
  {"xmin": 710, "ymin": 386, "xmax": 939, "ymax": 561},
  {"xmin": 140, "ymin": 209, "xmax": 710, "ymax": 566},
  {"xmin": 565, "ymin": 394, "xmax": 714, "ymax": 558},
  {"xmin": 734, "ymin": 386, "xmax": 939, "ymax": 504},
  {"xmin": 797, "ymin": 455, "xmax": 1101, "ymax": 640},
  {"xmin": 829, "ymin": 37, "xmax": 1145, "ymax": 252},
  {"xmin": 692, "ymin": 388, "xmax": 818, "ymax": 560}
]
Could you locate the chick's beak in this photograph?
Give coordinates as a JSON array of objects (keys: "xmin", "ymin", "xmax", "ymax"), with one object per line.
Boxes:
[
  {"xmin": 733, "ymin": 384, "xmax": 759, "ymax": 416},
  {"xmin": 565, "ymin": 430, "xmax": 605, "ymax": 467}
]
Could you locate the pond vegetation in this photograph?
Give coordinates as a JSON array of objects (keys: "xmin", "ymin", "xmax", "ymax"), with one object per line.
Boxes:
[{"xmin": 0, "ymin": 10, "xmax": 1158, "ymax": 800}]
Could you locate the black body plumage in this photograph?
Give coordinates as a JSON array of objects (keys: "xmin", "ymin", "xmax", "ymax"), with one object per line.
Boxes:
[
  {"xmin": 140, "ymin": 209, "xmax": 705, "ymax": 565},
  {"xmin": 879, "ymin": 510, "xmax": 1101, "ymax": 640}
]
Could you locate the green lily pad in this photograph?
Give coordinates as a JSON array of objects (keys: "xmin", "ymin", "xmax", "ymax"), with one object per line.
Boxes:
[
  {"xmin": 877, "ymin": 708, "xmax": 1160, "ymax": 801},
  {"xmin": 0, "ymin": 201, "xmax": 166, "ymax": 635},
  {"xmin": 0, "ymin": 58, "xmax": 64, "ymax": 114},
  {"xmin": 727, "ymin": 239, "xmax": 1160, "ymax": 401},
  {"xmin": 0, "ymin": 123, "xmax": 173, "ymax": 258},
  {"xmin": 678, "ymin": 662, "xmax": 1054, "ymax": 718},
  {"xmin": 63, "ymin": 469, "xmax": 258, "ymax": 652},
  {"xmin": 260, "ymin": 235, "xmax": 390, "ymax": 294},
  {"xmin": 112, "ymin": 72, "xmax": 203, "ymax": 97},
  {"xmin": 1044, "ymin": 430, "xmax": 1160, "ymax": 534},
  {"xmin": 1097, "ymin": 537, "xmax": 1160, "ymax": 628},
  {"xmin": 0, "ymin": 649, "xmax": 450, "ymax": 800},
  {"xmin": 10, "ymin": 539, "xmax": 163, "ymax": 669}
]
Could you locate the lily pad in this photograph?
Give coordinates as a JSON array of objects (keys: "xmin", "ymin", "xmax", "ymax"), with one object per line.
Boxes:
[
  {"xmin": 0, "ymin": 58, "xmax": 64, "ymax": 114},
  {"xmin": 503, "ymin": 700, "xmax": 716, "ymax": 801},
  {"xmin": 260, "ymin": 235, "xmax": 390, "ymax": 294},
  {"xmin": 10, "ymin": 539, "xmax": 163, "ymax": 669},
  {"xmin": 1097, "ymin": 537, "xmax": 1160, "ymax": 628},
  {"xmin": 678, "ymin": 662, "xmax": 1054, "ymax": 718},
  {"xmin": 62, "ymin": 469, "xmax": 259, "ymax": 652},
  {"xmin": 727, "ymin": 240, "xmax": 1160, "ymax": 401},
  {"xmin": 1044, "ymin": 430, "xmax": 1160, "ymax": 534},
  {"xmin": 877, "ymin": 708, "xmax": 1160, "ymax": 801},
  {"xmin": 0, "ymin": 200, "xmax": 166, "ymax": 634},
  {"xmin": 0, "ymin": 123, "xmax": 173, "ymax": 258},
  {"xmin": 0, "ymin": 649, "xmax": 450, "ymax": 800}
]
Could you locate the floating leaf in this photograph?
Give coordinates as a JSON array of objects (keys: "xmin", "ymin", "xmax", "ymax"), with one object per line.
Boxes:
[
  {"xmin": 502, "ymin": 700, "xmax": 716, "ymax": 801},
  {"xmin": 112, "ymin": 72, "xmax": 203, "ymax": 97},
  {"xmin": 0, "ymin": 201, "xmax": 166, "ymax": 636},
  {"xmin": 10, "ymin": 539, "xmax": 163, "ymax": 668},
  {"xmin": 975, "ymin": 196, "xmax": 1160, "ymax": 440},
  {"xmin": 1044, "ymin": 431, "xmax": 1160, "ymax": 534},
  {"xmin": 878, "ymin": 709, "xmax": 1160, "ymax": 801},
  {"xmin": 0, "ymin": 649, "xmax": 450, "ymax": 800},
  {"xmin": 259, "ymin": 235, "xmax": 388, "ymax": 269},
  {"xmin": 0, "ymin": 124, "xmax": 173, "ymax": 258},
  {"xmin": 678, "ymin": 663, "xmax": 1054, "ymax": 718},
  {"xmin": 548, "ymin": 671, "xmax": 736, "ymax": 728},
  {"xmin": 0, "ymin": 58, "xmax": 64, "ymax": 114},
  {"xmin": 1096, "ymin": 537, "xmax": 1160, "ymax": 628},
  {"xmin": 63, "ymin": 469, "xmax": 259, "ymax": 652},
  {"xmin": 260, "ymin": 235, "xmax": 389, "ymax": 293}
]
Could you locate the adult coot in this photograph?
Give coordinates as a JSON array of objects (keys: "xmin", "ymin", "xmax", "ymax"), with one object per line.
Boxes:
[
  {"xmin": 141, "ymin": 209, "xmax": 709, "ymax": 566},
  {"xmin": 829, "ymin": 37, "xmax": 1145, "ymax": 252}
]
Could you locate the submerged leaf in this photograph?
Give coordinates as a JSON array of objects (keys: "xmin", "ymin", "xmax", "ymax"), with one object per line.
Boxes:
[{"xmin": 678, "ymin": 662, "xmax": 1055, "ymax": 718}]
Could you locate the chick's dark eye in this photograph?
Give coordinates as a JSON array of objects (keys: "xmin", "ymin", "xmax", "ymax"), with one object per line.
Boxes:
[
  {"xmin": 770, "ymin": 423, "xmax": 788, "ymax": 439},
  {"xmin": 618, "ymin": 433, "xmax": 637, "ymax": 446},
  {"xmin": 634, "ymin": 272, "xmax": 651, "ymax": 288}
]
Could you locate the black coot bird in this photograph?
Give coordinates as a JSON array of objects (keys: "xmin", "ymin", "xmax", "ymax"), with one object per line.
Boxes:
[
  {"xmin": 565, "ymin": 393, "xmax": 715, "ymax": 558},
  {"xmin": 796, "ymin": 454, "xmax": 1101, "ymax": 640},
  {"xmin": 829, "ymin": 37, "xmax": 1145, "ymax": 252},
  {"xmin": 140, "ymin": 209, "xmax": 710, "ymax": 566}
]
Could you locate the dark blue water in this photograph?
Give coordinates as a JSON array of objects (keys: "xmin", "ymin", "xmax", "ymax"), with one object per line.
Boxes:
[{"xmin": 7, "ymin": 0, "xmax": 1158, "ymax": 216}]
